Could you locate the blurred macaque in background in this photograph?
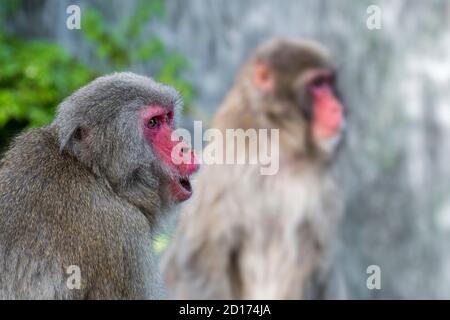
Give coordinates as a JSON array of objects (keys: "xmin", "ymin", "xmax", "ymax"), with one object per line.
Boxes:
[{"xmin": 163, "ymin": 38, "xmax": 346, "ymax": 299}]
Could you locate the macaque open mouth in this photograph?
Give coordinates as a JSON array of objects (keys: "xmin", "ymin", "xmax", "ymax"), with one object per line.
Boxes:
[
  {"xmin": 170, "ymin": 176, "xmax": 193, "ymax": 202},
  {"xmin": 179, "ymin": 177, "xmax": 192, "ymax": 192}
]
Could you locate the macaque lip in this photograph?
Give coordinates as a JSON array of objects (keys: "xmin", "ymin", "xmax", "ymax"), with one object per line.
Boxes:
[{"xmin": 170, "ymin": 177, "xmax": 193, "ymax": 202}]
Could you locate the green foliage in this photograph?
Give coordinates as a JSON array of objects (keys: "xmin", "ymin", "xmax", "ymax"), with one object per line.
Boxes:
[
  {"xmin": 0, "ymin": 35, "xmax": 95, "ymax": 149},
  {"xmin": 82, "ymin": 0, "xmax": 194, "ymax": 109}
]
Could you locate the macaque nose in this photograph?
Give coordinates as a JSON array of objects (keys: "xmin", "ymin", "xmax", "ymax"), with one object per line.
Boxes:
[{"xmin": 173, "ymin": 141, "xmax": 199, "ymax": 175}]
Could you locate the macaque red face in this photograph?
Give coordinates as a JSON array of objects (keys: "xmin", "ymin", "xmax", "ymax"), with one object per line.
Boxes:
[
  {"xmin": 252, "ymin": 58, "xmax": 344, "ymax": 157},
  {"xmin": 140, "ymin": 106, "xmax": 199, "ymax": 202},
  {"xmin": 306, "ymin": 69, "xmax": 344, "ymax": 140}
]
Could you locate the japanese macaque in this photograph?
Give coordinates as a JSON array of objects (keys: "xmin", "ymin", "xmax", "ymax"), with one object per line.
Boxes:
[
  {"xmin": 162, "ymin": 38, "xmax": 346, "ymax": 299},
  {"xmin": 0, "ymin": 73, "xmax": 198, "ymax": 299}
]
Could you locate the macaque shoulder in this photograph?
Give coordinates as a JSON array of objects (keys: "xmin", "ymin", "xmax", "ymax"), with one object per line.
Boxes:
[
  {"xmin": 0, "ymin": 127, "xmax": 95, "ymax": 195},
  {"xmin": 0, "ymin": 127, "xmax": 148, "ymax": 231}
]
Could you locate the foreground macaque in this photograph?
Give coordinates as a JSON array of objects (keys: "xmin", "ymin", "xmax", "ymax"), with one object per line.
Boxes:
[
  {"xmin": 163, "ymin": 38, "xmax": 345, "ymax": 299},
  {"xmin": 0, "ymin": 73, "xmax": 198, "ymax": 299}
]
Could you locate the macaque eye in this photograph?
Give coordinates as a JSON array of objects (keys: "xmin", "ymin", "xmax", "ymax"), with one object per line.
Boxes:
[
  {"xmin": 311, "ymin": 76, "xmax": 328, "ymax": 88},
  {"xmin": 309, "ymin": 72, "xmax": 335, "ymax": 90},
  {"xmin": 147, "ymin": 117, "xmax": 159, "ymax": 129}
]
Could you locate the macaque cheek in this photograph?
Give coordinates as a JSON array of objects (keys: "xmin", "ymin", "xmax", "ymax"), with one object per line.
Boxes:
[
  {"xmin": 312, "ymin": 90, "xmax": 343, "ymax": 139},
  {"xmin": 151, "ymin": 126, "xmax": 198, "ymax": 175}
]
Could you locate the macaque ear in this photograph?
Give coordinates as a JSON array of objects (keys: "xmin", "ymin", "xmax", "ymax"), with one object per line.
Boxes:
[
  {"xmin": 59, "ymin": 125, "xmax": 87, "ymax": 153},
  {"xmin": 252, "ymin": 62, "xmax": 274, "ymax": 92}
]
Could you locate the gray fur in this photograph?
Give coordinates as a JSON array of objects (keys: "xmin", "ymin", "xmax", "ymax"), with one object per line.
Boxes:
[{"xmin": 0, "ymin": 72, "xmax": 180, "ymax": 299}]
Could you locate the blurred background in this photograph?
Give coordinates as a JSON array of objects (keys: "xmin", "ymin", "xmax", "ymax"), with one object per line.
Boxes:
[{"xmin": 1, "ymin": 0, "xmax": 450, "ymax": 299}]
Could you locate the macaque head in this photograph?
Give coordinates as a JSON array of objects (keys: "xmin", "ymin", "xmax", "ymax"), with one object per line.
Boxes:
[
  {"xmin": 249, "ymin": 38, "xmax": 345, "ymax": 159},
  {"xmin": 139, "ymin": 104, "xmax": 198, "ymax": 202},
  {"xmin": 53, "ymin": 72, "xmax": 199, "ymax": 212}
]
